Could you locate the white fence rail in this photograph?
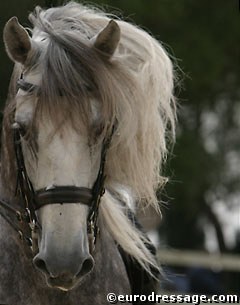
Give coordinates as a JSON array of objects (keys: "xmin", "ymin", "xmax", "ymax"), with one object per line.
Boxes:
[{"xmin": 157, "ymin": 249, "xmax": 240, "ymax": 271}]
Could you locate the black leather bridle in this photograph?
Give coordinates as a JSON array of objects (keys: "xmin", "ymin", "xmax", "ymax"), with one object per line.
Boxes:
[{"xmin": 0, "ymin": 76, "xmax": 114, "ymax": 255}]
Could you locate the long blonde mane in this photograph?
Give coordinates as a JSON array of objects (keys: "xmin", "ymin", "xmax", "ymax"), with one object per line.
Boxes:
[{"xmin": 2, "ymin": 2, "xmax": 176, "ymax": 274}]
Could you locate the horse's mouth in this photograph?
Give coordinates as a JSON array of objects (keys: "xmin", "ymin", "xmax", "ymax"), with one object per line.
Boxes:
[
  {"xmin": 46, "ymin": 269, "xmax": 91, "ymax": 291},
  {"xmin": 47, "ymin": 274, "xmax": 78, "ymax": 291}
]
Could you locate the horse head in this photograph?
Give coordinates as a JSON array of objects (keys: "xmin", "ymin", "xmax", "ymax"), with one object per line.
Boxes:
[{"xmin": 3, "ymin": 14, "xmax": 120, "ymax": 291}]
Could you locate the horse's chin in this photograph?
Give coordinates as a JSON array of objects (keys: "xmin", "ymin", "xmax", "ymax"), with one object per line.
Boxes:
[{"xmin": 56, "ymin": 286, "xmax": 71, "ymax": 292}]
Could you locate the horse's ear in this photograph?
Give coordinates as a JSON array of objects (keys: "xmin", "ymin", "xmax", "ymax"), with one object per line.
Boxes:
[
  {"xmin": 3, "ymin": 17, "xmax": 31, "ymax": 64},
  {"xmin": 93, "ymin": 20, "xmax": 120, "ymax": 58}
]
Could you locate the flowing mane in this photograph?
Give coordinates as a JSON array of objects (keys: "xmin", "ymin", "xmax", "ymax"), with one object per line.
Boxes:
[{"xmin": 1, "ymin": 2, "xmax": 176, "ymax": 274}]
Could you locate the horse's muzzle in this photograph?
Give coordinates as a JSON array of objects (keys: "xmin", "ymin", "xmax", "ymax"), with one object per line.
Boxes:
[{"xmin": 34, "ymin": 252, "xmax": 94, "ymax": 290}]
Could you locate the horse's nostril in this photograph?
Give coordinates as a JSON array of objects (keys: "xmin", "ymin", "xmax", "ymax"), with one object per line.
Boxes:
[
  {"xmin": 33, "ymin": 252, "xmax": 94, "ymax": 281},
  {"xmin": 34, "ymin": 257, "xmax": 49, "ymax": 275},
  {"xmin": 78, "ymin": 257, "xmax": 94, "ymax": 277}
]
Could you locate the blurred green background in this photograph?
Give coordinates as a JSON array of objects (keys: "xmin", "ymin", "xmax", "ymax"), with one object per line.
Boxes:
[{"xmin": 0, "ymin": 0, "xmax": 239, "ymax": 294}]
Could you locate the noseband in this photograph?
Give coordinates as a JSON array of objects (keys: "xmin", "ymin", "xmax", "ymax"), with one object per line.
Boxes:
[{"xmin": 0, "ymin": 76, "xmax": 114, "ymax": 255}]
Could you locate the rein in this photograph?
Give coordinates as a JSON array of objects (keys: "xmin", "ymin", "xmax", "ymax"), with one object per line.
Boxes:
[{"xmin": 0, "ymin": 76, "xmax": 114, "ymax": 255}]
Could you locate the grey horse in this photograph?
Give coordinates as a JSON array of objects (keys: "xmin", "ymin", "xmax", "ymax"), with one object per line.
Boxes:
[{"xmin": 0, "ymin": 2, "xmax": 176, "ymax": 304}]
